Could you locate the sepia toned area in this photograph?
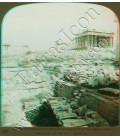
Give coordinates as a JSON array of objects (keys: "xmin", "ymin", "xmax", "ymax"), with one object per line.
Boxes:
[{"xmin": 1, "ymin": 3, "xmax": 120, "ymax": 128}]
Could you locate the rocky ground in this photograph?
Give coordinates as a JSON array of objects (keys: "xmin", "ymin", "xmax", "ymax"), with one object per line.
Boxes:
[
  {"xmin": 1, "ymin": 48, "xmax": 120, "ymax": 127},
  {"xmin": 1, "ymin": 67, "xmax": 54, "ymax": 127}
]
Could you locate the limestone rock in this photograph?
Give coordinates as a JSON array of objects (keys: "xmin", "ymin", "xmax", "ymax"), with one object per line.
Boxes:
[
  {"xmin": 56, "ymin": 80, "xmax": 77, "ymax": 98},
  {"xmin": 62, "ymin": 119, "xmax": 89, "ymax": 127},
  {"xmin": 76, "ymin": 105, "xmax": 87, "ymax": 116},
  {"xmin": 70, "ymin": 101, "xmax": 79, "ymax": 109},
  {"xmin": 56, "ymin": 111, "xmax": 77, "ymax": 120}
]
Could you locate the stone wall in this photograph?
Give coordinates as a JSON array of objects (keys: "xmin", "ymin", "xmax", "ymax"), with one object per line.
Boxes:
[{"xmin": 78, "ymin": 91, "xmax": 119, "ymax": 125}]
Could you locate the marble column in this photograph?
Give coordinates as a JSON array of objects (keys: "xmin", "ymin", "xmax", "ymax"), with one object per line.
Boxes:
[
  {"xmin": 108, "ymin": 37, "xmax": 110, "ymax": 47},
  {"xmin": 91, "ymin": 35, "xmax": 93, "ymax": 48},
  {"xmin": 88, "ymin": 35, "xmax": 90, "ymax": 48},
  {"xmin": 82, "ymin": 37, "xmax": 83, "ymax": 48},
  {"xmin": 96, "ymin": 35, "xmax": 98, "ymax": 47},
  {"xmin": 82, "ymin": 37, "xmax": 84, "ymax": 48},
  {"xmin": 80, "ymin": 37, "xmax": 82, "ymax": 48},
  {"xmin": 83, "ymin": 36, "xmax": 85, "ymax": 48},
  {"xmin": 112, "ymin": 37, "xmax": 113, "ymax": 47},
  {"xmin": 94, "ymin": 35, "xmax": 97, "ymax": 47},
  {"xmin": 105, "ymin": 37, "xmax": 108, "ymax": 47},
  {"xmin": 85, "ymin": 35, "xmax": 88, "ymax": 48},
  {"xmin": 110, "ymin": 37, "xmax": 112, "ymax": 47}
]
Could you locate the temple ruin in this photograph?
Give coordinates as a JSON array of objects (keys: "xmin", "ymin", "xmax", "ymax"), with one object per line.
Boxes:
[{"xmin": 74, "ymin": 30, "xmax": 114, "ymax": 49}]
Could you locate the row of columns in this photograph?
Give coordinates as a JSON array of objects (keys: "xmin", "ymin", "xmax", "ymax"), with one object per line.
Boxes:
[
  {"xmin": 3, "ymin": 45, "xmax": 30, "ymax": 63},
  {"xmin": 76, "ymin": 35, "xmax": 113, "ymax": 48},
  {"xmin": 3, "ymin": 45, "xmax": 29, "ymax": 55}
]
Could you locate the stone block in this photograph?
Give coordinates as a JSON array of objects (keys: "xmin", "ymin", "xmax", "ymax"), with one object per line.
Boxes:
[
  {"xmin": 62, "ymin": 119, "xmax": 88, "ymax": 127},
  {"xmin": 56, "ymin": 80, "xmax": 77, "ymax": 98}
]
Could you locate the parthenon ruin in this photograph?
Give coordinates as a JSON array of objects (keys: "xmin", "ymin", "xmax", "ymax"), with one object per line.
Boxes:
[{"xmin": 75, "ymin": 30, "xmax": 114, "ymax": 49}]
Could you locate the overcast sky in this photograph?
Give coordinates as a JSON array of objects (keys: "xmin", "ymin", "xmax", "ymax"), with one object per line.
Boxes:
[{"xmin": 2, "ymin": 3, "xmax": 118, "ymax": 52}]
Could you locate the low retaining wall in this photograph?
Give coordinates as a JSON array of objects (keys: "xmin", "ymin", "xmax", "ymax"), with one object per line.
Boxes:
[{"xmin": 79, "ymin": 91, "xmax": 119, "ymax": 125}]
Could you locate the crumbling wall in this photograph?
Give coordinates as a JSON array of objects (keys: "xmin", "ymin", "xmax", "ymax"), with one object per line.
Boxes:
[{"xmin": 78, "ymin": 91, "xmax": 119, "ymax": 125}]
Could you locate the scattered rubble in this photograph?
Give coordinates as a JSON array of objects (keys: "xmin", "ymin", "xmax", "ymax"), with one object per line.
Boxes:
[
  {"xmin": 2, "ymin": 48, "xmax": 119, "ymax": 127},
  {"xmin": 16, "ymin": 52, "xmax": 120, "ymax": 127},
  {"xmin": 76, "ymin": 105, "xmax": 87, "ymax": 116},
  {"xmin": 63, "ymin": 64, "xmax": 119, "ymax": 87}
]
